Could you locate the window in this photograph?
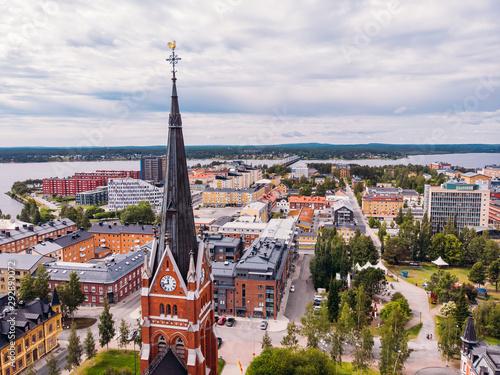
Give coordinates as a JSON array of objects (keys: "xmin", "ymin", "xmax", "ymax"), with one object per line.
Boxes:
[
  {"xmin": 99, "ymin": 287, "xmax": 103, "ymax": 294},
  {"xmin": 92, "ymin": 286, "xmax": 96, "ymax": 293},
  {"xmin": 49, "ymin": 324, "xmax": 53, "ymax": 333},
  {"xmin": 27, "ymin": 352, "xmax": 31, "ymax": 363},
  {"xmin": 17, "ymin": 344, "xmax": 21, "ymax": 353},
  {"xmin": 84, "ymin": 286, "xmax": 88, "ymax": 292},
  {"xmin": 32, "ymin": 335, "xmax": 36, "ymax": 344},
  {"xmin": 38, "ymin": 331, "xmax": 42, "ymax": 339},
  {"xmin": 258, "ymin": 285, "xmax": 264, "ymax": 290},
  {"xmin": 167, "ymin": 304, "xmax": 171, "ymax": 315},
  {"xmin": 57, "ymin": 320, "xmax": 60, "ymax": 328},
  {"xmin": 92, "ymin": 296, "xmax": 96, "ymax": 302},
  {"xmin": 160, "ymin": 304, "xmax": 165, "ymax": 315},
  {"xmin": 173, "ymin": 305, "xmax": 178, "ymax": 316},
  {"xmin": 25, "ymin": 339, "xmax": 29, "ymax": 347}
]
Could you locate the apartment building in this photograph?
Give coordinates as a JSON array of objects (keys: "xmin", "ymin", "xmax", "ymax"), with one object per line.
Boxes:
[
  {"xmin": 0, "ymin": 294, "xmax": 62, "ymax": 375},
  {"xmin": 208, "ymin": 234, "xmax": 244, "ymax": 263},
  {"xmin": 362, "ymin": 195, "xmax": 404, "ymax": 217},
  {"xmin": 202, "ymin": 185, "xmax": 266, "ymax": 207},
  {"xmin": 0, "ymin": 254, "xmax": 53, "ymax": 293},
  {"xmin": 88, "ymin": 222, "xmax": 154, "ymax": 254},
  {"xmin": 481, "ymin": 164, "xmax": 500, "ymax": 178},
  {"xmin": 240, "ymin": 201, "xmax": 268, "ymax": 223},
  {"xmin": 44, "ymin": 247, "xmax": 148, "ymax": 305},
  {"xmin": 73, "ymin": 170, "xmax": 140, "ymax": 181},
  {"xmin": 429, "ymin": 162, "xmax": 452, "ymax": 170},
  {"xmin": 0, "ymin": 219, "xmax": 76, "ymax": 254},
  {"xmin": 461, "ymin": 172, "xmax": 490, "ymax": 188},
  {"xmin": 107, "ymin": 178, "xmax": 163, "ymax": 211},
  {"xmin": 423, "ymin": 181, "xmax": 490, "ymax": 232},
  {"xmin": 289, "ymin": 196, "xmax": 329, "ymax": 210},
  {"xmin": 212, "ymin": 227, "xmax": 295, "ymax": 319},
  {"xmin": 42, "ymin": 178, "xmax": 104, "ymax": 196}
]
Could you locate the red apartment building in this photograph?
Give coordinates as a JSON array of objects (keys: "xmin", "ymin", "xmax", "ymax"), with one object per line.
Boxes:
[
  {"xmin": 289, "ymin": 196, "xmax": 329, "ymax": 210},
  {"xmin": 74, "ymin": 170, "xmax": 140, "ymax": 181},
  {"xmin": 45, "ymin": 247, "xmax": 147, "ymax": 305},
  {"xmin": 43, "ymin": 178, "xmax": 104, "ymax": 196}
]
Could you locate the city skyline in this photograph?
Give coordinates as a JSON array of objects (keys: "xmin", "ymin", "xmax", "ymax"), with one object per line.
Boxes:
[{"xmin": 2, "ymin": 0, "xmax": 500, "ymax": 147}]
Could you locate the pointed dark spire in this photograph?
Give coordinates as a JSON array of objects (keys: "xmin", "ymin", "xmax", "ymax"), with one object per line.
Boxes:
[
  {"xmin": 51, "ymin": 287, "xmax": 61, "ymax": 306},
  {"xmin": 153, "ymin": 43, "xmax": 198, "ymax": 282},
  {"xmin": 462, "ymin": 315, "xmax": 478, "ymax": 344}
]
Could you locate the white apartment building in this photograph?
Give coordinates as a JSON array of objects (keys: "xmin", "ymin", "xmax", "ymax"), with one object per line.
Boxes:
[{"xmin": 108, "ymin": 178, "xmax": 163, "ymax": 212}]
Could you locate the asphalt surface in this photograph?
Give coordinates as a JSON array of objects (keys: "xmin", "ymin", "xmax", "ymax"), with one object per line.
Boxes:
[{"xmin": 285, "ymin": 252, "xmax": 316, "ymax": 323}]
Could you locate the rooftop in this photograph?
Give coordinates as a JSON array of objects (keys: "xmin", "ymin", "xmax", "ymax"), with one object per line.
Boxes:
[
  {"xmin": 0, "ymin": 253, "xmax": 52, "ymax": 271},
  {"xmin": 88, "ymin": 222, "xmax": 154, "ymax": 235}
]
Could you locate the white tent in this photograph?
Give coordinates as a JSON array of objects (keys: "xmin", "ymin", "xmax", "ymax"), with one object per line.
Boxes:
[
  {"xmin": 374, "ymin": 261, "xmax": 388, "ymax": 275},
  {"xmin": 432, "ymin": 256, "xmax": 449, "ymax": 267}
]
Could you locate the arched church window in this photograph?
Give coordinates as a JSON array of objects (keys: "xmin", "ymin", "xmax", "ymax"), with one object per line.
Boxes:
[
  {"xmin": 160, "ymin": 304, "xmax": 165, "ymax": 315},
  {"xmin": 173, "ymin": 305, "xmax": 178, "ymax": 316},
  {"xmin": 167, "ymin": 304, "xmax": 171, "ymax": 315}
]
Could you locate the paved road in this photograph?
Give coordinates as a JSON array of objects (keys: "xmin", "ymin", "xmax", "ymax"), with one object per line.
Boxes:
[
  {"xmin": 345, "ymin": 184, "xmax": 381, "ymax": 248},
  {"xmin": 285, "ymin": 252, "xmax": 316, "ymax": 323}
]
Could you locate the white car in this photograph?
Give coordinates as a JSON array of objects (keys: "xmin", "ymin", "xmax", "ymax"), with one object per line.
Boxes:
[{"xmin": 290, "ymin": 285, "xmax": 295, "ymax": 293}]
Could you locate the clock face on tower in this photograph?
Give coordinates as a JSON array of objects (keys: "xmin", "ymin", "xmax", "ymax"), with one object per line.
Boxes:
[
  {"xmin": 200, "ymin": 267, "xmax": 206, "ymax": 285},
  {"xmin": 160, "ymin": 275, "xmax": 177, "ymax": 292}
]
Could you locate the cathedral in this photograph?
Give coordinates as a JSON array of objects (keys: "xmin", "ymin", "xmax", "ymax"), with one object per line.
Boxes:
[{"xmin": 140, "ymin": 45, "xmax": 218, "ymax": 375}]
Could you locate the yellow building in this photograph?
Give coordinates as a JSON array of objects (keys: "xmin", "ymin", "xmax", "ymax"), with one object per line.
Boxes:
[
  {"xmin": 461, "ymin": 173, "xmax": 490, "ymax": 188},
  {"xmin": 0, "ymin": 292, "xmax": 62, "ymax": 375},
  {"xmin": 202, "ymin": 186, "xmax": 266, "ymax": 207},
  {"xmin": 362, "ymin": 195, "xmax": 404, "ymax": 217},
  {"xmin": 240, "ymin": 201, "xmax": 268, "ymax": 222}
]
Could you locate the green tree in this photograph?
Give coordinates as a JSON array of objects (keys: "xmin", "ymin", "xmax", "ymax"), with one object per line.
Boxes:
[
  {"xmin": 352, "ymin": 327, "xmax": 374, "ymax": 374},
  {"xmin": 327, "ymin": 279, "xmax": 341, "ymax": 322},
  {"xmin": 261, "ymin": 330, "xmax": 273, "ymax": 350},
  {"xmin": 281, "ymin": 321, "xmax": 300, "ymax": 350},
  {"xmin": 368, "ymin": 216, "xmax": 375, "ymax": 228},
  {"xmin": 353, "ymin": 267, "xmax": 387, "ymax": 298},
  {"xmin": 34, "ymin": 264, "xmax": 51, "ymax": 301},
  {"xmin": 57, "ymin": 271, "xmax": 86, "ymax": 319},
  {"xmin": 383, "ymin": 237, "xmax": 411, "ymax": 265},
  {"xmin": 468, "ymin": 262, "xmax": 486, "ymax": 287},
  {"xmin": 488, "ymin": 259, "xmax": 500, "ymax": 292},
  {"xmin": 453, "ymin": 286, "xmax": 469, "ymax": 328},
  {"xmin": 381, "ymin": 298, "xmax": 410, "ymax": 320},
  {"xmin": 430, "ymin": 233, "xmax": 465, "ymax": 265},
  {"xmin": 65, "ymin": 322, "xmax": 83, "ymax": 371},
  {"xmin": 84, "ymin": 328, "xmax": 97, "ymax": 363},
  {"xmin": 349, "ymin": 231, "xmax": 377, "ymax": 266},
  {"xmin": 300, "ymin": 302, "xmax": 331, "ymax": 349},
  {"xmin": 118, "ymin": 319, "xmax": 130, "ymax": 352},
  {"xmin": 25, "ymin": 364, "xmax": 36, "ymax": 375},
  {"xmin": 438, "ymin": 316, "xmax": 461, "ymax": 366},
  {"xmin": 18, "ymin": 273, "xmax": 37, "ymax": 302},
  {"xmin": 353, "ymin": 285, "xmax": 371, "ymax": 332},
  {"xmin": 46, "ymin": 351, "xmax": 61, "ymax": 375},
  {"xmin": 134, "ymin": 317, "xmax": 142, "ymax": 349},
  {"xmin": 425, "ymin": 270, "xmax": 459, "ymax": 303},
  {"xmin": 379, "ymin": 305, "xmax": 410, "ymax": 375},
  {"xmin": 98, "ymin": 298, "xmax": 116, "ymax": 350},
  {"xmin": 394, "ymin": 208, "xmax": 404, "ymax": 225}
]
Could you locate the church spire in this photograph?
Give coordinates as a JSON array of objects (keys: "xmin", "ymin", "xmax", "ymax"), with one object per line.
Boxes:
[{"xmin": 153, "ymin": 42, "xmax": 198, "ymax": 282}]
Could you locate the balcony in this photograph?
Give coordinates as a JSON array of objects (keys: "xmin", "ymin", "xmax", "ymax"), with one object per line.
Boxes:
[{"xmin": 266, "ymin": 298, "xmax": 274, "ymax": 303}]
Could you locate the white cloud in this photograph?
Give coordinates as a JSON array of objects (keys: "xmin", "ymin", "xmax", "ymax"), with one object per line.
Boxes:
[{"xmin": 1, "ymin": 0, "xmax": 500, "ymax": 147}]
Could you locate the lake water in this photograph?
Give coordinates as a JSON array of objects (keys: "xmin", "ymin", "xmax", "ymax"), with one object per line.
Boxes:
[{"xmin": 1, "ymin": 153, "xmax": 499, "ymax": 217}]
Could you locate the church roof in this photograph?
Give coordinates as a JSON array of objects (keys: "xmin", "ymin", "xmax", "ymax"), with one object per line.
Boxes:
[{"xmin": 150, "ymin": 349, "xmax": 187, "ymax": 375}]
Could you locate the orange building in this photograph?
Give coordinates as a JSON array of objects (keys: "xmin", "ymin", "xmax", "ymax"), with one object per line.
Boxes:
[
  {"xmin": 289, "ymin": 196, "xmax": 329, "ymax": 210},
  {"xmin": 89, "ymin": 223, "xmax": 154, "ymax": 254}
]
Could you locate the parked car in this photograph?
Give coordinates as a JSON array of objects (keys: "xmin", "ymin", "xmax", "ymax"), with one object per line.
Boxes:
[
  {"xmin": 217, "ymin": 337, "xmax": 222, "ymax": 349},
  {"xmin": 127, "ymin": 329, "xmax": 137, "ymax": 341},
  {"xmin": 217, "ymin": 317, "xmax": 227, "ymax": 325},
  {"xmin": 313, "ymin": 299, "xmax": 321, "ymax": 306},
  {"xmin": 290, "ymin": 285, "xmax": 295, "ymax": 293},
  {"xmin": 226, "ymin": 318, "xmax": 236, "ymax": 327},
  {"xmin": 260, "ymin": 321, "xmax": 268, "ymax": 330}
]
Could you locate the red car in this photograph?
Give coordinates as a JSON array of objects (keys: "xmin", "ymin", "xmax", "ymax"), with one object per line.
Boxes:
[{"xmin": 217, "ymin": 317, "xmax": 227, "ymax": 325}]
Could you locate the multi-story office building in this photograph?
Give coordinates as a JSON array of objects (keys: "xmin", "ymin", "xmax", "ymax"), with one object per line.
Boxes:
[
  {"xmin": 424, "ymin": 181, "xmax": 490, "ymax": 232},
  {"xmin": 44, "ymin": 246, "xmax": 148, "ymax": 305},
  {"xmin": 202, "ymin": 186, "xmax": 266, "ymax": 207},
  {"xmin": 0, "ymin": 254, "xmax": 53, "ymax": 293},
  {"xmin": 0, "ymin": 293, "xmax": 62, "ymax": 375},
  {"xmin": 88, "ymin": 222, "xmax": 154, "ymax": 254},
  {"xmin": 107, "ymin": 178, "xmax": 163, "ymax": 211},
  {"xmin": 140, "ymin": 156, "xmax": 166, "ymax": 182},
  {"xmin": 75, "ymin": 186, "xmax": 108, "ymax": 206},
  {"xmin": 0, "ymin": 219, "xmax": 76, "ymax": 254}
]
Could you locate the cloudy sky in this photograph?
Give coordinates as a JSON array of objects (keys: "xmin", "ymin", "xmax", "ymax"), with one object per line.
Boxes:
[{"xmin": 1, "ymin": 0, "xmax": 500, "ymax": 148}]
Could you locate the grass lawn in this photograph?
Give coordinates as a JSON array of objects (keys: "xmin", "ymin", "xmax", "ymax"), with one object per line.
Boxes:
[
  {"xmin": 386, "ymin": 263, "xmax": 472, "ymax": 290},
  {"xmin": 63, "ymin": 317, "xmax": 97, "ymax": 329},
  {"xmin": 218, "ymin": 358, "xmax": 225, "ymax": 375},
  {"xmin": 406, "ymin": 322, "xmax": 423, "ymax": 340},
  {"xmin": 74, "ymin": 349, "xmax": 139, "ymax": 375},
  {"xmin": 484, "ymin": 336, "xmax": 500, "ymax": 346},
  {"xmin": 336, "ymin": 362, "xmax": 379, "ymax": 374}
]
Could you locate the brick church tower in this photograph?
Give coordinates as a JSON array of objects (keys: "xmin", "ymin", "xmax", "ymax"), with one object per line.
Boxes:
[{"xmin": 140, "ymin": 43, "xmax": 218, "ymax": 375}]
